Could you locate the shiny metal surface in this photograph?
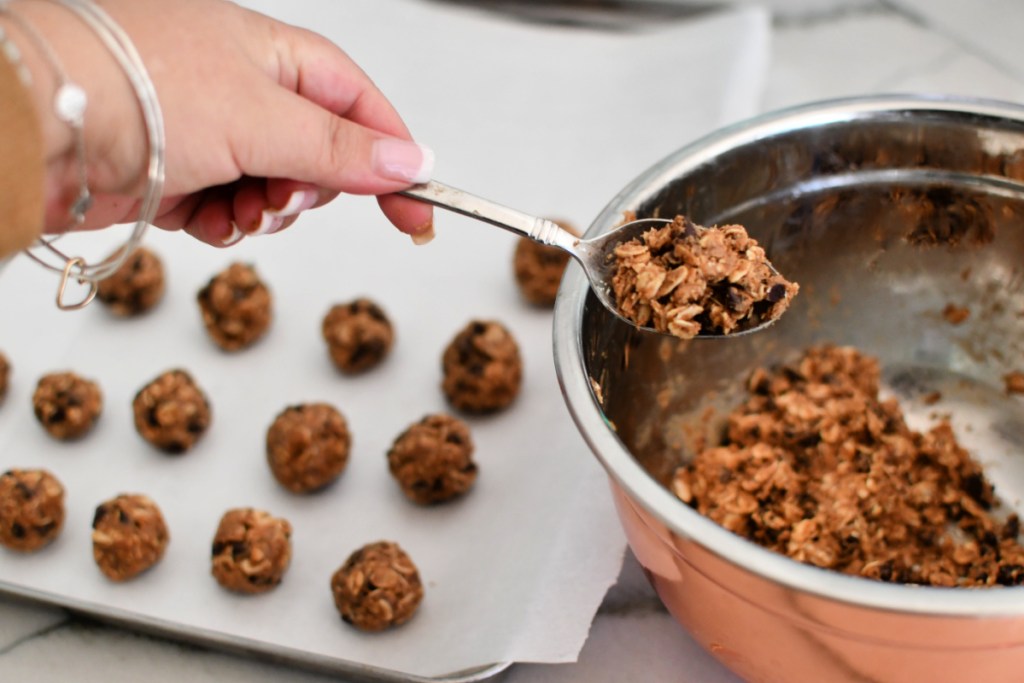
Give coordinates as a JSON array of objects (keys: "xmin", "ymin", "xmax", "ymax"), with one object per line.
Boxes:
[
  {"xmin": 401, "ymin": 180, "xmax": 656, "ymax": 328},
  {"xmin": 404, "ymin": 180, "xmax": 778, "ymax": 337},
  {"xmin": 553, "ymin": 95, "xmax": 1024, "ymax": 683}
]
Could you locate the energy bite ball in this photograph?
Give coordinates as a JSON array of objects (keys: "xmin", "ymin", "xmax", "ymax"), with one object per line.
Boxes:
[
  {"xmin": 611, "ymin": 215, "xmax": 799, "ymax": 339},
  {"xmin": 387, "ymin": 414, "xmax": 477, "ymax": 504},
  {"xmin": 32, "ymin": 371, "xmax": 103, "ymax": 441},
  {"xmin": 942, "ymin": 303, "xmax": 970, "ymax": 325},
  {"xmin": 513, "ymin": 219, "xmax": 578, "ymax": 307},
  {"xmin": 266, "ymin": 403, "xmax": 351, "ymax": 493},
  {"xmin": 0, "ymin": 351, "xmax": 9, "ymax": 405},
  {"xmin": 96, "ymin": 246, "xmax": 165, "ymax": 316},
  {"xmin": 1006, "ymin": 371, "xmax": 1024, "ymax": 395},
  {"xmin": 321, "ymin": 298, "xmax": 395, "ymax": 374},
  {"xmin": 330, "ymin": 541, "xmax": 424, "ymax": 631},
  {"xmin": 211, "ymin": 508, "xmax": 292, "ymax": 594},
  {"xmin": 0, "ymin": 469, "xmax": 65, "ymax": 552},
  {"xmin": 197, "ymin": 262, "xmax": 272, "ymax": 351},
  {"xmin": 133, "ymin": 369, "xmax": 212, "ymax": 454},
  {"xmin": 92, "ymin": 494, "xmax": 169, "ymax": 581},
  {"xmin": 441, "ymin": 320, "xmax": 522, "ymax": 413}
]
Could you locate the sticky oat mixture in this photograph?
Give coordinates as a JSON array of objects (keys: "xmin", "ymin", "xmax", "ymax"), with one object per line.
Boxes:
[
  {"xmin": 92, "ymin": 494, "xmax": 169, "ymax": 582},
  {"xmin": 330, "ymin": 540, "xmax": 424, "ymax": 631},
  {"xmin": 96, "ymin": 246, "xmax": 166, "ymax": 316},
  {"xmin": 611, "ymin": 216, "xmax": 798, "ymax": 339},
  {"xmin": 441, "ymin": 320, "xmax": 522, "ymax": 413},
  {"xmin": 211, "ymin": 508, "xmax": 292, "ymax": 594},
  {"xmin": 0, "ymin": 469, "xmax": 65, "ymax": 552},
  {"xmin": 672, "ymin": 345, "xmax": 1024, "ymax": 587},
  {"xmin": 513, "ymin": 219, "xmax": 578, "ymax": 307},
  {"xmin": 133, "ymin": 369, "xmax": 212, "ymax": 454},
  {"xmin": 197, "ymin": 262, "xmax": 272, "ymax": 352},
  {"xmin": 266, "ymin": 403, "xmax": 351, "ymax": 493},
  {"xmin": 321, "ymin": 298, "xmax": 394, "ymax": 374},
  {"xmin": 0, "ymin": 351, "xmax": 9, "ymax": 404},
  {"xmin": 32, "ymin": 371, "xmax": 103, "ymax": 441},
  {"xmin": 387, "ymin": 413, "xmax": 477, "ymax": 504}
]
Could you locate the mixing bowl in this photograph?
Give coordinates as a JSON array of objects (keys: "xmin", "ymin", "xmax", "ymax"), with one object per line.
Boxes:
[{"xmin": 553, "ymin": 95, "xmax": 1024, "ymax": 683}]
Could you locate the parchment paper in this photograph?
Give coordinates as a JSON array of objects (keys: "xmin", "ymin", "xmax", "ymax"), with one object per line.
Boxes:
[{"xmin": 0, "ymin": 1, "xmax": 769, "ymax": 677}]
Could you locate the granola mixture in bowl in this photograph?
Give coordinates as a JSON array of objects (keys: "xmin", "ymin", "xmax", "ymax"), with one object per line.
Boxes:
[{"xmin": 554, "ymin": 96, "xmax": 1024, "ymax": 683}]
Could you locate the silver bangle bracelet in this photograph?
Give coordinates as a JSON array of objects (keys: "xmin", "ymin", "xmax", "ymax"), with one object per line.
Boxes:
[{"xmin": 25, "ymin": 0, "xmax": 165, "ymax": 310}]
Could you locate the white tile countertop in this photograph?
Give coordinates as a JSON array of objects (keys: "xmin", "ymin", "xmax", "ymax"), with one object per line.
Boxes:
[{"xmin": 3, "ymin": 1, "xmax": 1024, "ymax": 682}]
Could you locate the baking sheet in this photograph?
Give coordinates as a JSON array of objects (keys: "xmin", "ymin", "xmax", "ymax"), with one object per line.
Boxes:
[{"xmin": 0, "ymin": 1, "xmax": 769, "ymax": 679}]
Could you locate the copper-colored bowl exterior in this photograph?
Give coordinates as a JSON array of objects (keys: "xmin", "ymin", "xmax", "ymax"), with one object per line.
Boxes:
[
  {"xmin": 553, "ymin": 96, "xmax": 1024, "ymax": 682},
  {"xmin": 612, "ymin": 482, "xmax": 1024, "ymax": 683}
]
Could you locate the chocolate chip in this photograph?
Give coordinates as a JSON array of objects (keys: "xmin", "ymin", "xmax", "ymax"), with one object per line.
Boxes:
[
  {"xmin": 92, "ymin": 505, "xmax": 108, "ymax": 529},
  {"xmin": 766, "ymin": 283, "xmax": 788, "ymax": 303},
  {"xmin": 14, "ymin": 480, "xmax": 34, "ymax": 500}
]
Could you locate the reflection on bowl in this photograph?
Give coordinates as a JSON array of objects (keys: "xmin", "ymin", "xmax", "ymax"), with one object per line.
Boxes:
[{"xmin": 554, "ymin": 96, "xmax": 1024, "ymax": 683}]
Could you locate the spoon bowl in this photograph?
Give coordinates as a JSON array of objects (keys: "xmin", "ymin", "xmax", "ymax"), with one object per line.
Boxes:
[{"xmin": 400, "ymin": 180, "xmax": 782, "ymax": 338}]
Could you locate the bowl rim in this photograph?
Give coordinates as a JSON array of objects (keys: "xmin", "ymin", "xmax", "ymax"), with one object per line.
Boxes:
[{"xmin": 553, "ymin": 93, "xmax": 1024, "ymax": 616}]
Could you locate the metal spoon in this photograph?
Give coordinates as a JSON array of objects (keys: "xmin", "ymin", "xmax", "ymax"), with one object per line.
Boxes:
[{"xmin": 399, "ymin": 180, "xmax": 782, "ymax": 338}]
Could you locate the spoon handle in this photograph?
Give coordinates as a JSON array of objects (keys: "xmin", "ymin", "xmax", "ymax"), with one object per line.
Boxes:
[{"xmin": 399, "ymin": 181, "xmax": 578, "ymax": 251}]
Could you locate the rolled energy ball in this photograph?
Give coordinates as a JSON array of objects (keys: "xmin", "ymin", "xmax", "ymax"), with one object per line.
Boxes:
[
  {"xmin": 321, "ymin": 298, "xmax": 395, "ymax": 374},
  {"xmin": 196, "ymin": 262, "xmax": 272, "ymax": 351},
  {"xmin": 387, "ymin": 414, "xmax": 477, "ymax": 504},
  {"xmin": 96, "ymin": 246, "xmax": 166, "ymax": 316},
  {"xmin": 211, "ymin": 508, "xmax": 292, "ymax": 594},
  {"xmin": 330, "ymin": 541, "xmax": 424, "ymax": 631},
  {"xmin": 133, "ymin": 369, "xmax": 212, "ymax": 454},
  {"xmin": 0, "ymin": 351, "xmax": 9, "ymax": 404},
  {"xmin": 0, "ymin": 469, "xmax": 65, "ymax": 552},
  {"xmin": 441, "ymin": 320, "xmax": 523, "ymax": 413},
  {"xmin": 92, "ymin": 494, "xmax": 169, "ymax": 581},
  {"xmin": 513, "ymin": 219, "xmax": 578, "ymax": 307},
  {"xmin": 32, "ymin": 371, "xmax": 103, "ymax": 441},
  {"xmin": 266, "ymin": 403, "xmax": 351, "ymax": 493}
]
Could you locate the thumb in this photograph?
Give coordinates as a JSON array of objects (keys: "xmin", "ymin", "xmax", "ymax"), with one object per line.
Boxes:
[{"xmin": 230, "ymin": 86, "xmax": 434, "ymax": 195}]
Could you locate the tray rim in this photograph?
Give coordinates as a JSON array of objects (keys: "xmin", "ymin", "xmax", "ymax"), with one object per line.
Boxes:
[{"xmin": 0, "ymin": 582, "xmax": 513, "ymax": 683}]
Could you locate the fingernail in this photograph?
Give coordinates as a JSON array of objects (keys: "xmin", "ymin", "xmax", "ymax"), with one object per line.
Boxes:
[
  {"xmin": 222, "ymin": 222, "xmax": 245, "ymax": 246},
  {"xmin": 268, "ymin": 190, "xmax": 318, "ymax": 218},
  {"xmin": 251, "ymin": 211, "xmax": 285, "ymax": 236},
  {"xmin": 373, "ymin": 139, "xmax": 434, "ymax": 184},
  {"xmin": 410, "ymin": 223, "xmax": 435, "ymax": 246}
]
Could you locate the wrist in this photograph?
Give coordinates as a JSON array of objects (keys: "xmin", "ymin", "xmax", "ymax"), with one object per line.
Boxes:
[
  {"xmin": 0, "ymin": 10, "xmax": 70, "ymax": 162},
  {"xmin": 0, "ymin": 1, "xmax": 142, "ymax": 229}
]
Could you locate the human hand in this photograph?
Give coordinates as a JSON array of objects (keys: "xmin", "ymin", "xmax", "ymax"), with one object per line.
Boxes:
[{"xmin": 17, "ymin": 0, "xmax": 434, "ymax": 246}]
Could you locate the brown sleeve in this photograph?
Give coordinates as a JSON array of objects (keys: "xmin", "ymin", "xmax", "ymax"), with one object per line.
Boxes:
[{"xmin": 0, "ymin": 53, "xmax": 45, "ymax": 258}]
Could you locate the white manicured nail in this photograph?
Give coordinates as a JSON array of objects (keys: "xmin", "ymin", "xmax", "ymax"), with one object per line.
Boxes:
[
  {"xmin": 251, "ymin": 211, "xmax": 285, "ymax": 236},
  {"xmin": 411, "ymin": 224, "xmax": 435, "ymax": 245},
  {"xmin": 222, "ymin": 222, "xmax": 244, "ymax": 246},
  {"xmin": 373, "ymin": 139, "xmax": 435, "ymax": 184},
  {"xmin": 268, "ymin": 190, "xmax": 318, "ymax": 218}
]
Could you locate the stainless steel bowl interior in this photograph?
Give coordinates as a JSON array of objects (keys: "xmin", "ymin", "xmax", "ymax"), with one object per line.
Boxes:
[{"xmin": 554, "ymin": 95, "xmax": 1024, "ymax": 615}]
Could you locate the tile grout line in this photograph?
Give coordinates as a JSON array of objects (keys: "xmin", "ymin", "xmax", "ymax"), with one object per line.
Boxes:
[
  {"xmin": 771, "ymin": 1, "xmax": 894, "ymax": 29},
  {"xmin": 0, "ymin": 617, "xmax": 73, "ymax": 657},
  {"xmin": 878, "ymin": 0, "xmax": 1024, "ymax": 87}
]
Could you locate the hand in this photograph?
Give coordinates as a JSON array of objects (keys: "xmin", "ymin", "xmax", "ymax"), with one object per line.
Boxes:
[{"xmin": 17, "ymin": 0, "xmax": 434, "ymax": 246}]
